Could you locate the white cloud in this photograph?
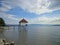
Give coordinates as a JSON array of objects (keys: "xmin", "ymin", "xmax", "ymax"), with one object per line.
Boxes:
[
  {"xmin": 29, "ymin": 16, "xmax": 60, "ymax": 24},
  {"xmin": 7, "ymin": 15, "xmax": 19, "ymax": 20},
  {"xmin": 0, "ymin": 12, "xmax": 18, "ymax": 20},
  {"xmin": 0, "ymin": 12, "xmax": 20, "ymax": 24},
  {"xmin": 0, "ymin": 6, "xmax": 11, "ymax": 12},
  {"xmin": 1, "ymin": 0, "xmax": 60, "ymax": 14},
  {"xmin": 0, "ymin": 12, "xmax": 60, "ymax": 24},
  {"xmin": 18, "ymin": 0, "xmax": 52, "ymax": 14},
  {"xmin": 48, "ymin": 0, "xmax": 60, "ymax": 9},
  {"xmin": 0, "ymin": 0, "xmax": 60, "ymax": 24},
  {"xmin": 0, "ymin": 0, "xmax": 13, "ymax": 12}
]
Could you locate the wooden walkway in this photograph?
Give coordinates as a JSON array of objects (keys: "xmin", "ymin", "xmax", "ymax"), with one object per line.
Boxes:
[{"xmin": 0, "ymin": 25, "xmax": 19, "ymax": 30}]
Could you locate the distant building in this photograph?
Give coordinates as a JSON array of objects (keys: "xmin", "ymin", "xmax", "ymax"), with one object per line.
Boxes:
[{"xmin": 19, "ymin": 18, "xmax": 28, "ymax": 26}]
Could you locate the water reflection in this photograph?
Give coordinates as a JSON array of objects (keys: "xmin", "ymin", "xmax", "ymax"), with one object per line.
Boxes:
[
  {"xmin": 0, "ymin": 26, "xmax": 4, "ymax": 33},
  {"xmin": 0, "ymin": 27, "xmax": 5, "ymax": 39},
  {"xmin": 0, "ymin": 26, "xmax": 28, "ymax": 45},
  {"xmin": 1, "ymin": 26, "xmax": 60, "ymax": 45},
  {"xmin": 19, "ymin": 26, "xmax": 28, "ymax": 45}
]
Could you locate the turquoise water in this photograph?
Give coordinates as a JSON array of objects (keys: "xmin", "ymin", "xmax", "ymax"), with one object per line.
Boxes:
[{"xmin": 0, "ymin": 25, "xmax": 60, "ymax": 45}]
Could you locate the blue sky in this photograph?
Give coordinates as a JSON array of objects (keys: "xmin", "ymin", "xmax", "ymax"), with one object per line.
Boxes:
[{"xmin": 0, "ymin": 0, "xmax": 60, "ymax": 24}]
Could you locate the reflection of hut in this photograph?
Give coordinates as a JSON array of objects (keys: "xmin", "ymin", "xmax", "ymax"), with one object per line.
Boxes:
[
  {"xmin": 19, "ymin": 28, "xmax": 27, "ymax": 45},
  {"xmin": 19, "ymin": 19, "xmax": 28, "ymax": 26}
]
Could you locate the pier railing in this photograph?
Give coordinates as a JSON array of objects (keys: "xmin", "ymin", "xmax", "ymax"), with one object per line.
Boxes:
[
  {"xmin": 0, "ymin": 25, "xmax": 19, "ymax": 30},
  {"xmin": 0, "ymin": 25, "xmax": 27, "ymax": 30}
]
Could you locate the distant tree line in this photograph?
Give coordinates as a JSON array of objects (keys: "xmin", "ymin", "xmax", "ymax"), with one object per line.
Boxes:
[{"xmin": 0, "ymin": 18, "xmax": 5, "ymax": 26}]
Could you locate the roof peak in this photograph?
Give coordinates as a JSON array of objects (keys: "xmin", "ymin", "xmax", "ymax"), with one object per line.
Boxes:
[{"xmin": 19, "ymin": 18, "xmax": 28, "ymax": 23}]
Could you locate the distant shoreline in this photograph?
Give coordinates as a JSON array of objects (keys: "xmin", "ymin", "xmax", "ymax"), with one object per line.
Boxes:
[{"xmin": 5, "ymin": 24, "xmax": 60, "ymax": 26}]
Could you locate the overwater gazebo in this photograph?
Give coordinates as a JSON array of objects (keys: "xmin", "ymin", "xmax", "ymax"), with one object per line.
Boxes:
[{"xmin": 19, "ymin": 18, "xmax": 28, "ymax": 26}]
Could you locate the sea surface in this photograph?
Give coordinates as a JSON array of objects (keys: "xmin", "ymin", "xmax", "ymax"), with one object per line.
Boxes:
[{"xmin": 0, "ymin": 25, "xmax": 60, "ymax": 45}]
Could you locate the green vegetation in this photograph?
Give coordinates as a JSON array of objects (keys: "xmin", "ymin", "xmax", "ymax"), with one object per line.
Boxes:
[
  {"xmin": 0, "ymin": 18, "xmax": 5, "ymax": 33},
  {"xmin": 0, "ymin": 18, "xmax": 5, "ymax": 26}
]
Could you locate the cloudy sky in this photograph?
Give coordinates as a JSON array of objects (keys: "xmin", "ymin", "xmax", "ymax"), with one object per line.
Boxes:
[{"xmin": 0, "ymin": 0, "xmax": 60, "ymax": 24}]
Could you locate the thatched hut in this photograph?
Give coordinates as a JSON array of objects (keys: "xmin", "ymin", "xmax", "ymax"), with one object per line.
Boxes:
[{"xmin": 19, "ymin": 18, "xmax": 28, "ymax": 26}]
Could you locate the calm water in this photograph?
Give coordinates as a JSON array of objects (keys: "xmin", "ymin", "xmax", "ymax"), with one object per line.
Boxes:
[{"xmin": 0, "ymin": 25, "xmax": 60, "ymax": 45}]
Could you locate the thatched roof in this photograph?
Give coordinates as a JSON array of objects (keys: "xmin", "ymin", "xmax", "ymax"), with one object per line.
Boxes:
[{"xmin": 19, "ymin": 19, "xmax": 28, "ymax": 23}]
